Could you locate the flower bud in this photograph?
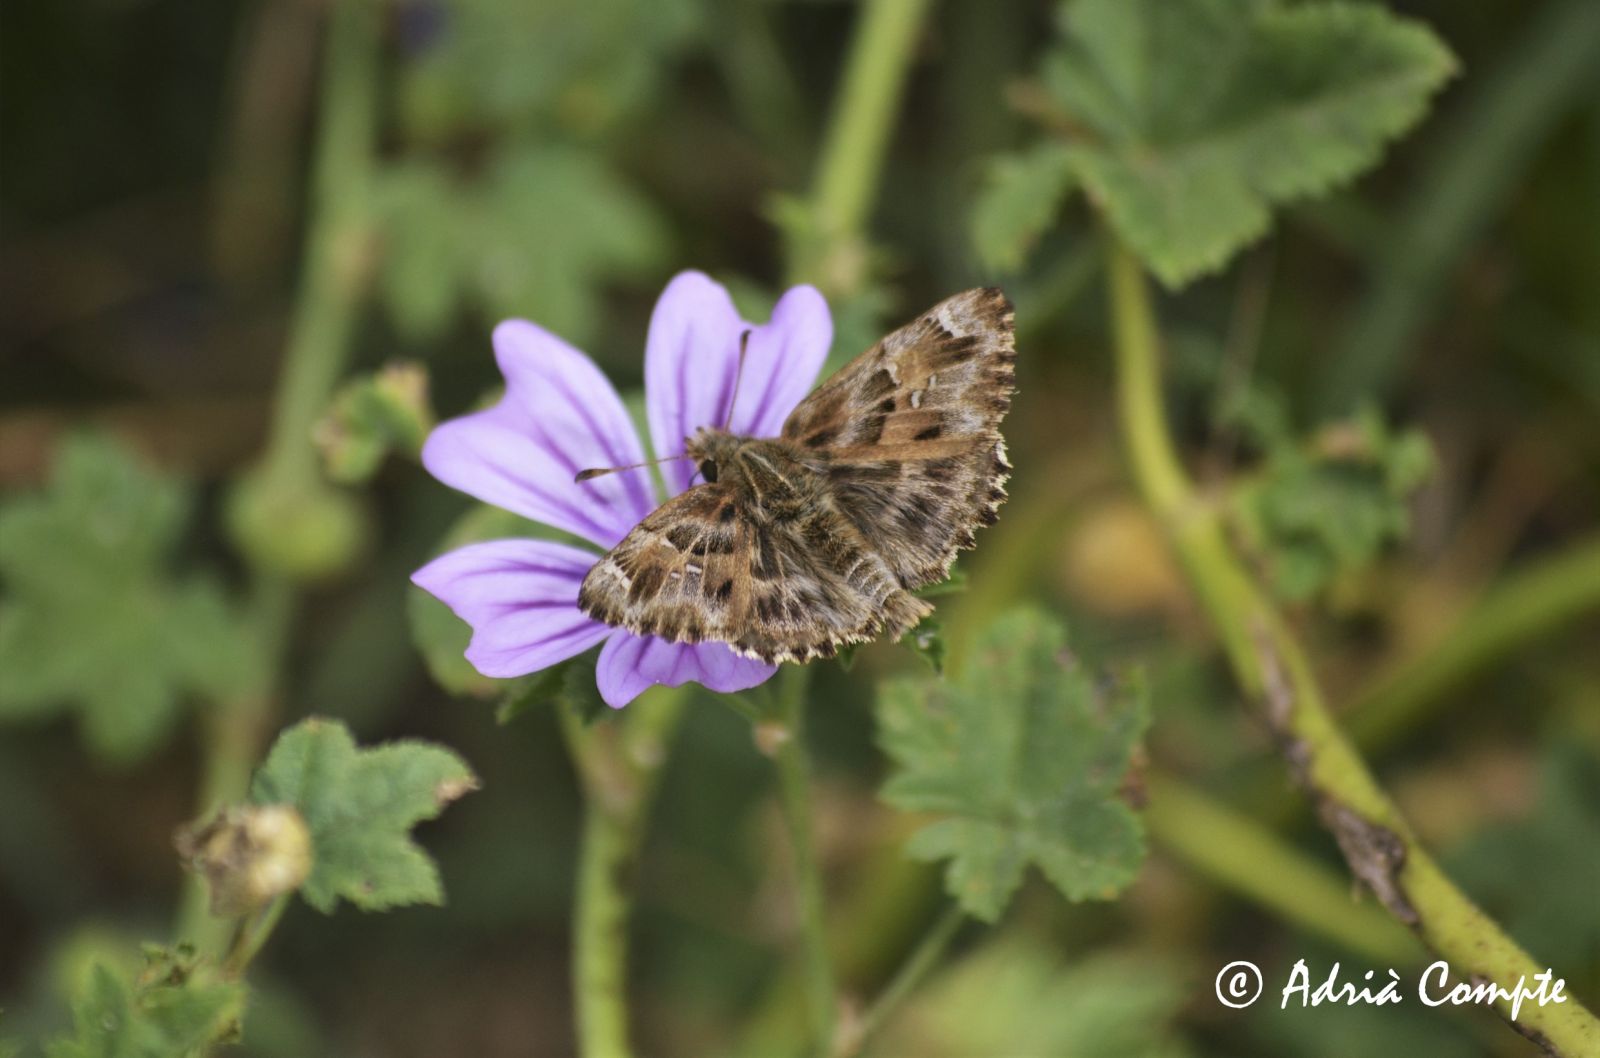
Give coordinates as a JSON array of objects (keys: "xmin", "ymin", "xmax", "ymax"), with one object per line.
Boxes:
[{"xmin": 176, "ymin": 804, "xmax": 313, "ymax": 916}]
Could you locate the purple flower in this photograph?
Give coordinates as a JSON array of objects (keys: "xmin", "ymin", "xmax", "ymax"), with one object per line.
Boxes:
[{"xmin": 412, "ymin": 271, "xmax": 832, "ymax": 708}]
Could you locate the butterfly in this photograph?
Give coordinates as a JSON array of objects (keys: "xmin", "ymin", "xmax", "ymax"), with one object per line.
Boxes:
[{"xmin": 576, "ymin": 287, "xmax": 1015, "ymax": 664}]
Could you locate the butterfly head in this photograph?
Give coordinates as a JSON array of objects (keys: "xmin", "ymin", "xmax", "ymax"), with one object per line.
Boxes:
[{"xmin": 684, "ymin": 426, "xmax": 743, "ymax": 486}]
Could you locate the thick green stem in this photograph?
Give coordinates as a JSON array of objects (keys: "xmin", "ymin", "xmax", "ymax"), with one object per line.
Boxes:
[
  {"xmin": 1108, "ymin": 239, "xmax": 1600, "ymax": 1056},
  {"xmin": 788, "ymin": 0, "xmax": 932, "ymax": 292},
  {"xmin": 836, "ymin": 903, "xmax": 965, "ymax": 1057},
  {"xmin": 771, "ymin": 665, "xmax": 837, "ymax": 1053},
  {"xmin": 561, "ymin": 688, "xmax": 689, "ymax": 1058}
]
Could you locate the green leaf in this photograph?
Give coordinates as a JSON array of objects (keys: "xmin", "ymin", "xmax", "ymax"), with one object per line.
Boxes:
[
  {"xmin": 397, "ymin": 0, "xmax": 704, "ymax": 140},
  {"xmin": 47, "ymin": 954, "xmax": 245, "ymax": 1058},
  {"xmin": 1234, "ymin": 406, "xmax": 1433, "ymax": 600},
  {"xmin": 316, "ymin": 362, "xmax": 435, "ymax": 484},
  {"xmin": 1045, "ymin": 0, "xmax": 1456, "ymax": 286},
  {"xmin": 249, "ymin": 718, "xmax": 477, "ymax": 913},
  {"xmin": 0, "ymin": 435, "xmax": 256, "ymax": 763},
  {"xmin": 877, "ymin": 609, "xmax": 1148, "ymax": 922},
  {"xmin": 904, "ymin": 615, "xmax": 948, "ymax": 675},
  {"xmin": 876, "ymin": 938, "xmax": 1193, "ymax": 1058},
  {"xmin": 970, "ymin": 142, "xmax": 1078, "ymax": 273},
  {"xmin": 372, "ymin": 143, "xmax": 669, "ymax": 346}
]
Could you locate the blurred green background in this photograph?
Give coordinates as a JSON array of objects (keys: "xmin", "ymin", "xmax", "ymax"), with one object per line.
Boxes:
[{"xmin": 1, "ymin": 1, "xmax": 1597, "ymax": 1056}]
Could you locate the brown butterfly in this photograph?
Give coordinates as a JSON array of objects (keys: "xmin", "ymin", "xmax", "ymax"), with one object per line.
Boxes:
[{"xmin": 576, "ymin": 287, "xmax": 1015, "ymax": 664}]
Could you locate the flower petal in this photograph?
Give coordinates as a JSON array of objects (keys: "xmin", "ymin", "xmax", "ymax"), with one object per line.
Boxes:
[
  {"xmin": 422, "ymin": 320, "xmax": 657, "ymax": 548},
  {"xmin": 644, "ymin": 271, "xmax": 746, "ymax": 495},
  {"xmin": 595, "ymin": 632, "xmax": 778, "ymax": 708},
  {"xmin": 728, "ymin": 283, "xmax": 832, "ymax": 439},
  {"xmin": 412, "ymin": 539, "xmax": 611, "ymax": 679}
]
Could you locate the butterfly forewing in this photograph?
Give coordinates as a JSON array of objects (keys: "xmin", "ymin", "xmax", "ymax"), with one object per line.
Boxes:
[
  {"xmin": 781, "ymin": 286, "xmax": 1015, "ymax": 588},
  {"xmin": 577, "ymin": 287, "xmax": 1015, "ymax": 664}
]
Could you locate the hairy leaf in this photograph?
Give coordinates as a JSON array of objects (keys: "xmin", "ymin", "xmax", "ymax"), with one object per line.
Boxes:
[
  {"xmin": 47, "ymin": 954, "xmax": 244, "ymax": 1058},
  {"xmin": 970, "ymin": 143, "xmax": 1078, "ymax": 273},
  {"xmin": 1234, "ymin": 406, "xmax": 1433, "ymax": 600},
  {"xmin": 373, "ymin": 143, "xmax": 668, "ymax": 345},
  {"xmin": 877, "ymin": 609, "xmax": 1148, "ymax": 921},
  {"xmin": 1044, "ymin": 0, "xmax": 1456, "ymax": 286},
  {"xmin": 250, "ymin": 718, "xmax": 477, "ymax": 913},
  {"xmin": 0, "ymin": 435, "xmax": 255, "ymax": 763}
]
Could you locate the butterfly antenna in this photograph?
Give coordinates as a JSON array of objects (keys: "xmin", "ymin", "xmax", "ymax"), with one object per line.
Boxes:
[
  {"xmin": 574, "ymin": 453, "xmax": 690, "ymax": 484},
  {"xmin": 722, "ymin": 329, "xmax": 752, "ymax": 431}
]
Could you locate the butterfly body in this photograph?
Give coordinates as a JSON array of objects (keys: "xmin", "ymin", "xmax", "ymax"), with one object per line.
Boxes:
[{"xmin": 577, "ymin": 287, "xmax": 1015, "ymax": 664}]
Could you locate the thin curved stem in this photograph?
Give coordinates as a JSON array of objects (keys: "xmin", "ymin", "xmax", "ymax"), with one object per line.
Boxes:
[
  {"xmin": 836, "ymin": 903, "xmax": 965, "ymax": 1058},
  {"xmin": 560, "ymin": 687, "xmax": 689, "ymax": 1058},
  {"xmin": 1108, "ymin": 238, "xmax": 1600, "ymax": 1056}
]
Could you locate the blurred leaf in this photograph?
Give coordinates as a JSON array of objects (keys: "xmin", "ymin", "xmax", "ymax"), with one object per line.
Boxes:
[
  {"xmin": 249, "ymin": 718, "xmax": 478, "ymax": 913},
  {"xmin": 970, "ymin": 142, "xmax": 1078, "ymax": 273},
  {"xmin": 316, "ymin": 362, "xmax": 435, "ymax": 484},
  {"xmin": 46, "ymin": 952, "xmax": 245, "ymax": 1058},
  {"xmin": 1447, "ymin": 744, "xmax": 1600, "ymax": 973},
  {"xmin": 880, "ymin": 938, "xmax": 1192, "ymax": 1058},
  {"xmin": 494, "ymin": 647, "xmax": 602, "ymax": 725},
  {"xmin": 1041, "ymin": 0, "xmax": 1455, "ymax": 286},
  {"xmin": 904, "ymin": 615, "xmax": 947, "ymax": 674},
  {"xmin": 877, "ymin": 609, "xmax": 1148, "ymax": 922},
  {"xmin": 1234, "ymin": 406, "xmax": 1433, "ymax": 600},
  {"xmin": 0, "ymin": 435, "xmax": 256, "ymax": 764},
  {"xmin": 373, "ymin": 142, "xmax": 669, "ymax": 345},
  {"xmin": 408, "ymin": 502, "xmax": 595, "ymax": 697},
  {"xmin": 397, "ymin": 0, "xmax": 704, "ymax": 140}
]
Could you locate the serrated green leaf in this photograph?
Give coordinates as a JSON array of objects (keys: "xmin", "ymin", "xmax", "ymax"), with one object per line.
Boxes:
[
  {"xmin": 1044, "ymin": 0, "xmax": 1456, "ymax": 286},
  {"xmin": 877, "ymin": 609, "xmax": 1148, "ymax": 921},
  {"xmin": 249, "ymin": 718, "xmax": 477, "ymax": 913},
  {"xmin": 372, "ymin": 142, "xmax": 668, "ymax": 346},
  {"xmin": 1234, "ymin": 406, "xmax": 1433, "ymax": 600},
  {"xmin": 971, "ymin": 143, "xmax": 1078, "ymax": 273},
  {"xmin": 46, "ymin": 958, "xmax": 244, "ymax": 1058},
  {"xmin": 0, "ymin": 435, "xmax": 256, "ymax": 764}
]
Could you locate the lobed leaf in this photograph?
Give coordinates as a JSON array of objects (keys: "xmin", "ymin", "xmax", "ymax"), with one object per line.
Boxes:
[
  {"xmin": 249, "ymin": 718, "xmax": 478, "ymax": 913},
  {"xmin": 877, "ymin": 609, "xmax": 1148, "ymax": 922},
  {"xmin": 970, "ymin": 143, "xmax": 1078, "ymax": 273},
  {"xmin": 46, "ymin": 952, "xmax": 245, "ymax": 1058},
  {"xmin": 1039, "ymin": 0, "xmax": 1456, "ymax": 286},
  {"xmin": 0, "ymin": 435, "xmax": 256, "ymax": 763}
]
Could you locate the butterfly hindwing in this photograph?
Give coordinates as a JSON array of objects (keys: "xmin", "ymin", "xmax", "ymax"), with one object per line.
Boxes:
[
  {"xmin": 579, "ymin": 287, "xmax": 1012, "ymax": 663},
  {"xmin": 782, "ymin": 286, "xmax": 1015, "ymax": 588}
]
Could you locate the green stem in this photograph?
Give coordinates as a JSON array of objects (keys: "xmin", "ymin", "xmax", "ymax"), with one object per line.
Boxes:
[
  {"xmin": 1108, "ymin": 238, "xmax": 1600, "ymax": 1056},
  {"xmin": 771, "ymin": 665, "xmax": 837, "ymax": 1053},
  {"xmin": 837, "ymin": 903, "xmax": 965, "ymax": 1058},
  {"xmin": 788, "ymin": 0, "xmax": 932, "ymax": 291},
  {"xmin": 180, "ymin": 0, "xmax": 380, "ymax": 954},
  {"xmin": 221, "ymin": 893, "xmax": 291, "ymax": 980},
  {"xmin": 1147, "ymin": 773, "xmax": 1418, "ymax": 966},
  {"xmin": 1345, "ymin": 532, "xmax": 1600, "ymax": 748},
  {"xmin": 561, "ymin": 688, "xmax": 689, "ymax": 1058}
]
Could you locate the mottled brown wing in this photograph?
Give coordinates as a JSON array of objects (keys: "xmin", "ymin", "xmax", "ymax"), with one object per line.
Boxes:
[
  {"xmin": 577, "ymin": 482, "xmax": 924, "ymax": 663},
  {"xmin": 781, "ymin": 286, "xmax": 1015, "ymax": 588}
]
